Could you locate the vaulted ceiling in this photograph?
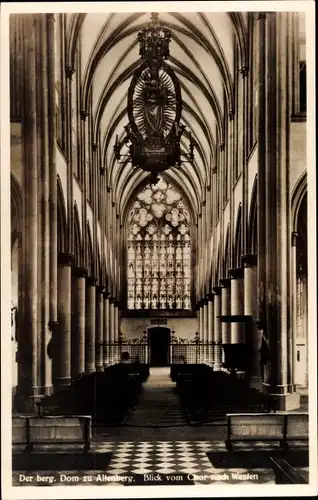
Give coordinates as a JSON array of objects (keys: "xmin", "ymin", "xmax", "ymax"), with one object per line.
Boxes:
[{"xmin": 66, "ymin": 12, "xmax": 247, "ymax": 220}]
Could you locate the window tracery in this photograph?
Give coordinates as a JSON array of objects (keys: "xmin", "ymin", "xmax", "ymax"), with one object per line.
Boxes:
[{"xmin": 127, "ymin": 176, "xmax": 192, "ymax": 310}]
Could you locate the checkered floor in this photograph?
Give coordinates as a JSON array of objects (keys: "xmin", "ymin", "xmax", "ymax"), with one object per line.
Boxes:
[
  {"xmin": 101, "ymin": 441, "xmax": 218, "ymax": 475},
  {"xmin": 12, "ymin": 440, "xmax": 309, "ymax": 486},
  {"xmin": 91, "ymin": 440, "xmax": 308, "ymax": 483}
]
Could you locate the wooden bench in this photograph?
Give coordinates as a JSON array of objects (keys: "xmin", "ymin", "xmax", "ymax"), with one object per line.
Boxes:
[
  {"xmin": 225, "ymin": 412, "xmax": 309, "ymax": 451},
  {"xmin": 12, "ymin": 415, "xmax": 91, "ymax": 452},
  {"xmin": 269, "ymin": 457, "xmax": 307, "ymax": 484}
]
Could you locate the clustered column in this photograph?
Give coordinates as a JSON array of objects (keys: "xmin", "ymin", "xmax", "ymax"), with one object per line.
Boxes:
[
  {"xmin": 54, "ymin": 253, "xmax": 72, "ymax": 390},
  {"xmin": 95, "ymin": 286, "xmax": 105, "ymax": 372},
  {"xmin": 85, "ymin": 277, "xmax": 96, "ymax": 373},
  {"xmin": 229, "ymin": 268, "xmax": 245, "ymax": 344},
  {"xmin": 199, "ymin": 301, "xmax": 204, "ymax": 342},
  {"xmin": 242, "ymin": 254, "xmax": 262, "ymax": 388},
  {"xmin": 207, "ymin": 293, "xmax": 214, "ymax": 368},
  {"xmin": 203, "ymin": 299, "xmax": 209, "ymax": 343},
  {"xmin": 213, "ymin": 287, "xmax": 222, "ymax": 371},
  {"xmin": 103, "ymin": 292, "xmax": 110, "ymax": 367},
  {"xmin": 71, "ymin": 266, "xmax": 87, "ymax": 379},
  {"xmin": 220, "ymin": 279, "xmax": 231, "ymax": 366}
]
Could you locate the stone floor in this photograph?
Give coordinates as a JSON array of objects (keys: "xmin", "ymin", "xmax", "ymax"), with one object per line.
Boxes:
[{"xmin": 12, "ymin": 368, "xmax": 309, "ymax": 487}]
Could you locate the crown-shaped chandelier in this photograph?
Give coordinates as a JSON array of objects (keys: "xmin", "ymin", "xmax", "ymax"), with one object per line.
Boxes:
[{"xmin": 114, "ymin": 12, "xmax": 195, "ymax": 182}]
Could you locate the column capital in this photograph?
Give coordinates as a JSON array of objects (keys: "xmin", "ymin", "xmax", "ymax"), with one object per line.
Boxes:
[
  {"xmin": 112, "ymin": 201, "xmax": 116, "ymax": 208},
  {"xmin": 206, "ymin": 184, "xmax": 211, "ymax": 192},
  {"xmin": 73, "ymin": 266, "xmax": 88, "ymax": 278},
  {"xmin": 58, "ymin": 252, "xmax": 73, "ymax": 267},
  {"xmin": 229, "ymin": 268, "xmax": 244, "ymax": 279},
  {"xmin": 219, "ymin": 278, "xmax": 231, "ymax": 288},
  {"xmin": 96, "ymin": 285, "xmax": 105, "ymax": 294},
  {"xmin": 212, "ymin": 165, "xmax": 217, "ymax": 174},
  {"xmin": 92, "ymin": 142, "xmax": 98, "ymax": 152},
  {"xmin": 87, "ymin": 276, "xmax": 98, "ymax": 286},
  {"xmin": 241, "ymin": 253, "xmax": 257, "ymax": 267},
  {"xmin": 114, "ymin": 300, "xmax": 120, "ymax": 307},
  {"xmin": 228, "ymin": 111, "xmax": 234, "ymax": 121},
  {"xmin": 65, "ymin": 66, "xmax": 75, "ymax": 80},
  {"xmin": 291, "ymin": 231, "xmax": 298, "ymax": 247},
  {"xmin": 219, "ymin": 142, "xmax": 225, "ymax": 152},
  {"xmin": 109, "ymin": 297, "xmax": 116, "ymax": 304},
  {"xmin": 80, "ymin": 110, "xmax": 89, "ymax": 121},
  {"xmin": 239, "ymin": 66, "xmax": 249, "ymax": 78},
  {"xmin": 257, "ymin": 12, "xmax": 267, "ymax": 21},
  {"xmin": 256, "ymin": 319, "xmax": 266, "ymax": 331},
  {"xmin": 48, "ymin": 320, "xmax": 59, "ymax": 332},
  {"xmin": 212, "ymin": 286, "xmax": 222, "ymax": 294},
  {"xmin": 103, "ymin": 291, "xmax": 111, "ymax": 299},
  {"xmin": 207, "ymin": 293, "xmax": 214, "ymax": 301},
  {"xmin": 202, "ymin": 298, "xmax": 208, "ymax": 306}
]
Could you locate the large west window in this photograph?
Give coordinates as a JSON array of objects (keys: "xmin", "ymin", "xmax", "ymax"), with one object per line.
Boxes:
[{"xmin": 127, "ymin": 176, "xmax": 192, "ymax": 310}]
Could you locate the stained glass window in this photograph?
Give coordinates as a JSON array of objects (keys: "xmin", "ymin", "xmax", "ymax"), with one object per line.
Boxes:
[{"xmin": 127, "ymin": 176, "xmax": 192, "ymax": 310}]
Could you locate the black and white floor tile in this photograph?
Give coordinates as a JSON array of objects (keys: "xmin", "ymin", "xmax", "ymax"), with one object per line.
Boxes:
[{"xmin": 12, "ymin": 440, "xmax": 309, "ymax": 486}]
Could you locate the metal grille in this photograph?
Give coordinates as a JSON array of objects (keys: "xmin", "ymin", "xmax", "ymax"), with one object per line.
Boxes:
[
  {"xmin": 102, "ymin": 342, "xmax": 217, "ymax": 366},
  {"xmin": 170, "ymin": 343, "xmax": 216, "ymax": 365},
  {"xmin": 103, "ymin": 343, "xmax": 148, "ymax": 364}
]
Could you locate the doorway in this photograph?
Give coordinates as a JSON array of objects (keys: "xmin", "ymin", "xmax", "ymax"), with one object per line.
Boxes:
[{"xmin": 148, "ymin": 327, "xmax": 170, "ymax": 367}]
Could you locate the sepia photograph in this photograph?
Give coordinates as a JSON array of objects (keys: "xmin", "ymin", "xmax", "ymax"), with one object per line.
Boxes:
[{"xmin": 1, "ymin": 1, "xmax": 317, "ymax": 498}]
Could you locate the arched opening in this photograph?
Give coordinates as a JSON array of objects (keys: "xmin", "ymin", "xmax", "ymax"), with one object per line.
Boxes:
[
  {"xmin": 73, "ymin": 204, "xmax": 82, "ymax": 267},
  {"xmin": 125, "ymin": 175, "xmax": 193, "ymax": 312},
  {"xmin": 147, "ymin": 326, "xmax": 171, "ymax": 367},
  {"xmin": 11, "ymin": 175, "xmax": 21, "ymax": 396},
  {"xmin": 223, "ymin": 226, "xmax": 230, "ymax": 277},
  {"xmin": 86, "ymin": 223, "xmax": 94, "ymax": 278},
  {"xmin": 57, "ymin": 178, "xmax": 67, "ymax": 254},
  {"xmin": 248, "ymin": 176, "xmax": 258, "ymax": 255},
  {"xmin": 294, "ymin": 192, "xmax": 308, "ymax": 388},
  {"xmin": 234, "ymin": 205, "xmax": 242, "ymax": 269}
]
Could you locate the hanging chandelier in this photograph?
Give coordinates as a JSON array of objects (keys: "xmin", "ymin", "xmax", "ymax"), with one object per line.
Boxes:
[{"xmin": 114, "ymin": 12, "xmax": 195, "ymax": 182}]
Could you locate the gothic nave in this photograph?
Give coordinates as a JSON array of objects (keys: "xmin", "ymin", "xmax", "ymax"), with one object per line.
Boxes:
[{"xmin": 6, "ymin": 6, "xmax": 314, "ymax": 489}]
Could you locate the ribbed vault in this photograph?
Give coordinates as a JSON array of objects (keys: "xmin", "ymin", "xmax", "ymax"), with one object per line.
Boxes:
[{"xmin": 66, "ymin": 11, "xmax": 247, "ymax": 218}]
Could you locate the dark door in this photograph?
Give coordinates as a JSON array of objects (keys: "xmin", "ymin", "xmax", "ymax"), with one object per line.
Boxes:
[{"xmin": 148, "ymin": 328, "xmax": 170, "ymax": 366}]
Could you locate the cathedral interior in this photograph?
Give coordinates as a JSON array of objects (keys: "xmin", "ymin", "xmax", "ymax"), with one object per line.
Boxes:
[{"xmin": 9, "ymin": 10, "xmax": 311, "ymax": 487}]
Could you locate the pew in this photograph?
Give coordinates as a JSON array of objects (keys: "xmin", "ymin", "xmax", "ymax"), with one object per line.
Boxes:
[
  {"xmin": 12, "ymin": 415, "xmax": 92, "ymax": 452},
  {"xmin": 270, "ymin": 456, "xmax": 307, "ymax": 484},
  {"xmin": 225, "ymin": 413, "xmax": 309, "ymax": 451},
  {"xmin": 37, "ymin": 363, "xmax": 148, "ymax": 423}
]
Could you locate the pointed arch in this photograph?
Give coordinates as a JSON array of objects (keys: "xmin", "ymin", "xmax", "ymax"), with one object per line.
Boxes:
[
  {"xmin": 223, "ymin": 225, "xmax": 230, "ymax": 278},
  {"xmin": 73, "ymin": 203, "xmax": 82, "ymax": 267},
  {"xmin": 228, "ymin": 12, "xmax": 248, "ymax": 71},
  {"xmin": 86, "ymin": 222, "xmax": 94, "ymax": 278},
  {"xmin": 96, "ymin": 244, "xmax": 102, "ymax": 285},
  {"xmin": 234, "ymin": 204, "xmax": 242, "ymax": 268},
  {"xmin": 11, "ymin": 173, "xmax": 22, "ymax": 249},
  {"xmin": 291, "ymin": 170, "xmax": 307, "ymax": 232},
  {"xmin": 248, "ymin": 175, "xmax": 258, "ymax": 255},
  {"xmin": 214, "ymin": 243, "xmax": 221, "ymax": 285},
  {"xmin": 57, "ymin": 176, "xmax": 67, "ymax": 254}
]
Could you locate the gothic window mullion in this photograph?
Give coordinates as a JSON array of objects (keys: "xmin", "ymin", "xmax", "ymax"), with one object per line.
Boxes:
[
  {"xmin": 173, "ymin": 230, "xmax": 177, "ymax": 308},
  {"xmin": 126, "ymin": 175, "xmax": 192, "ymax": 311},
  {"xmin": 141, "ymin": 236, "xmax": 145, "ymax": 309},
  {"xmin": 134, "ymin": 238, "xmax": 137, "ymax": 309},
  {"xmin": 181, "ymin": 234, "xmax": 185, "ymax": 309}
]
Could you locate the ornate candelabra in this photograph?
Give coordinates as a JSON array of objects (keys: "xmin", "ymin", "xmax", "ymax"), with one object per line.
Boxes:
[{"xmin": 113, "ymin": 13, "xmax": 194, "ymax": 182}]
